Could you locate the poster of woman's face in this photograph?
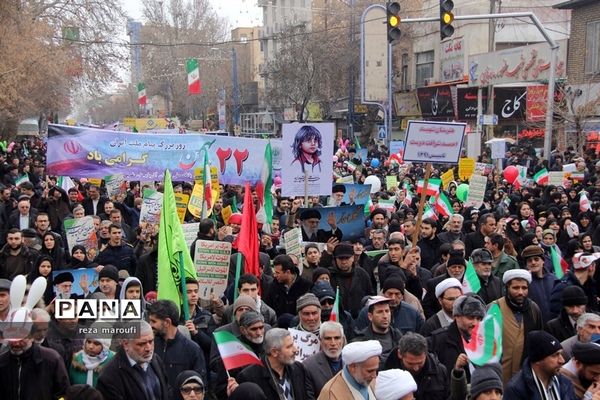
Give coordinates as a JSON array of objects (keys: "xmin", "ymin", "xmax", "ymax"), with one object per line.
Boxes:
[{"xmin": 281, "ymin": 123, "xmax": 334, "ymax": 197}]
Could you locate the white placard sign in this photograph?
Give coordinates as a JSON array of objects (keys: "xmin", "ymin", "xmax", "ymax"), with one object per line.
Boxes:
[
  {"xmin": 193, "ymin": 240, "xmax": 232, "ymax": 299},
  {"xmin": 548, "ymin": 171, "xmax": 566, "ymax": 187},
  {"xmin": 490, "ymin": 141, "xmax": 505, "ymax": 160},
  {"xmin": 403, "ymin": 121, "xmax": 467, "ymax": 164},
  {"xmin": 466, "ymin": 174, "xmax": 487, "ymax": 208},
  {"xmin": 284, "ymin": 228, "xmax": 304, "ymax": 275},
  {"xmin": 182, "ymin": 223, "xmax": 200, "ymax": 247},
  {"xmin": 288, "ymin": 328, "xmax": 320, "ymax": 362}
]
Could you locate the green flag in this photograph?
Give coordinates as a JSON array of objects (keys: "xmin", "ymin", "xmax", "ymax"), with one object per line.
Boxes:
[{"xmin": 157, "ymin": 169, "xmax": 196, "ymax": 319}]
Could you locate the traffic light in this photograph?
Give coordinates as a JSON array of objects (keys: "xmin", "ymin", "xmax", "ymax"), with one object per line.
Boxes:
[
  {"xmin": 387, "ymin": 2, "xmax": 401, "ymax": 43},
  {"xmin": 440, "ymin": 0, "xmax": 455, "ymax": 40}
]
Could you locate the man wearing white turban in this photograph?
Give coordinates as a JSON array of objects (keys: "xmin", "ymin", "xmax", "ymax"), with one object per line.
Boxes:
[
  {"xmin": 317, "ymin": 340, "xmax": 382, "ymax": 400},
  {"xmin": 374, "ymin": 369, "xmax": 417, "ymax": 400}
]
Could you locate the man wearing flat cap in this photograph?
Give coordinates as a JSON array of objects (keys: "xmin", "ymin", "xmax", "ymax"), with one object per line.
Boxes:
[
  {"xmin": 522, "ymin": 244, "xmax": 558, "ymax": 323},
  {"xmin": 299, "ymin": 208, "xmax": 343, "ymax": 243},
  {"xmin": 491, "ymin": 268, "xmax": 543, "ymax": 384},
  {"xmin": 505, "ymin": 330, "xmax": 575, "ymax": 399},
  {"xmin": 429, "ymin": 294, "xmax": 486, "ymax": 383},
  {"xmin": 318, "ymin": 340, "xmax": 382, "ymax": 399},
  {"xmin": 561, "ymin": 341, "xmax": 600, "ymax": 399}
]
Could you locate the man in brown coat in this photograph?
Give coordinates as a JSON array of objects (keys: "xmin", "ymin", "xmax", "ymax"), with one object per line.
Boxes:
[{"xmin": 318, "ymin": 340, "xmax": 381, "ymax": 400}]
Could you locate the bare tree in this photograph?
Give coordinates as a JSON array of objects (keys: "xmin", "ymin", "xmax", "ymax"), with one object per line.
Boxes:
[{"xmin": 139, "ymin": 0, "xmax": 229, "ymax": 121}]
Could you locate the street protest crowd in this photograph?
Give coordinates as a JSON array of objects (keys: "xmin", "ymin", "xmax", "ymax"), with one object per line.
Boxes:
[{"xmin": 4, "ymin": 134, "xmax": 600, "ymax": 400}]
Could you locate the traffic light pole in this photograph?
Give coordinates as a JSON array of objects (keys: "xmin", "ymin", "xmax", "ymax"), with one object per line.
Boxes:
[{"xmin": 395, "ymin": 11, "xmax": 558, "ymax": 159}]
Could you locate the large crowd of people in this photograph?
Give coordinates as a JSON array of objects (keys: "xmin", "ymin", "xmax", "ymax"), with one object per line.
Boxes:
[{"xmin": 2, "ymin": 135, "xmax": 600, "ymax": 399}]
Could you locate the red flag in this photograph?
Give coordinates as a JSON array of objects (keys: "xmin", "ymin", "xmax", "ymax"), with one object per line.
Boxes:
[{"xmin": 237, "ymin": 183, "xmax": 260, "ymax": 280}]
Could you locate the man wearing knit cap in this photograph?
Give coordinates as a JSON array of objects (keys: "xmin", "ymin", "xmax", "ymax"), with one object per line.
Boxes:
[
  {"xmin": 318, "ymin": 340, "xmax": 382, "ymax": 399},
  {"xmin": 421, "ymin": 277, "xmax": 463, "ymax": 337},
  {"xmin": 353, "ymin": 296, "xmax": 402, "ymax": 367},
  {"xmin": 423, "ymin": 255, "xmax": 466, "ymax": 319},
  {"xmin": 294, "ymin": 293, "xmax": 322, "ymax": 335},
  {"xmin": 505, "ymin": 330, "xmax": 574, "ymax": 399},
  {"xmin": 451, "ymin": 363, "xmax": 503, "ymax": 400},
  {"xmin": 374, "ymin": 369, "xmax": 417, "ymax": 400},
  {"xmin": 522, "ymin": 244, "xmax": 557, "ymax": 323},
  {"xmin": 96, "ymin": 265, "xmax": 120, "ymax": 299},
  {"xmin": 550, "ymin": 252, "xmax": 599, "ymax": 318},
  {"xmin": 492, "ymin": 268, "xmax": 543, "ymax": 384},
  {"xmin": 560, "ymin": 341, "xmax": 600, "ymax": 398},
  {"xmin": 547, "ymin": 286, "xmax": 588, "ymax": 342},
  {"xmin": 355, "ymin": 277, "xmax": 424, "ymax": 334},
  {"xmin": 429, "ymin": 294, "xmax": 486, "ymax": 383}
]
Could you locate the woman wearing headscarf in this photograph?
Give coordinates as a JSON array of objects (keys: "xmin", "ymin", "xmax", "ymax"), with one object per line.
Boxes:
[
  {"xmin": 67, "ymin": 245, "xmax": 98, "ymax": 269},
  {"xmin": 175, "ymin": 370, "xmax": 206, "ymax": 400},
  {"xmin": 40, "ymin": 231, "xmax": 67, "ymax": 270}
]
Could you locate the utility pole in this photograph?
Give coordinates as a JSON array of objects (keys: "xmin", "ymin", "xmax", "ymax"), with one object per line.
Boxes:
[
  {"xmin": 347, "ymin": 0, "xmax": 356, "ymax": 142},
  {"xmin": 232, "ymin": 47, "xmax": 241, "ymax": 134},
  {"xmin": 486, "ymin": 0, "xmax": 496, "ymax": 143}
]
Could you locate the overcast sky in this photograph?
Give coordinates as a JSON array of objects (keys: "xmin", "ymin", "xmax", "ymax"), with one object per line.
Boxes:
[{"xmin": 121, "ymin": 0, "xmax": 263, "ymax": 30}]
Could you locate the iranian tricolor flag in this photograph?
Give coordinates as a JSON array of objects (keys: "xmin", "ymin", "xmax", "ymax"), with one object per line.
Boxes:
[
  {"xmin": 186, "ymin": 59, "xmax": 201, "ymax": 94},
  {"xmin": 580, "ymin": 191, "xmax": 591, "ymax": 212},
  {"xmin": 256, "ymin": 142, "xmax": 273, "ymax": 230},
  {"xmin": 534, "ymin": 168, "xmax": 549, "ymax": 186},
  {"xmin": 363, "ymin": 196, "xmax": 374, "ymax": 217},
  {"xmin": 513, "ymin": 166, "xmax": 527, "ymax": 189},
  {"xmin": 378, "ymin": 199, "xmax": 396, "ymax": 213},
  {"xmin": 201, "ymin": 151, "xmax": 212, "ymax": 218},
  {"xmin": 213, "ymin": 331, "xmax": 263, "ymax": 371},
  {"xmin": 329, "ymin": 286, "xmax": 340, "ymax": 322},
  {"xmin": 463, "ymin": 303, "xmax": 503, "ymax": 366},
  {"xmin": 137, "ymin": 83, "xmax": 146, "ymax": 105},
  {"xmin": 15, "ymin": 174, "xmax": 29, "ymax": 186},
  {"xmin": 57, "ymin": 176, "xmax": 76, "ymax": 193},
  {"xmin": 403, "ymin": 183, "xmax": 413, "ymax": 206},
  {"xmin": 551, "ymin": 246, "xmax": 569, "ymax": 279},
  {"xmin": 462, "ymin": 260, "xmax": 481, "ymax": 294},
  {"xmin": 435, "ymin": 192, "xmax": 453, "ymax": 218},
  {"xmin": 423, "ymin": 204, "xmax": 438, "ymax": 221},
  {"xmin": 416, "ymin": 178, "xmax": 441, "ymax": 196}
]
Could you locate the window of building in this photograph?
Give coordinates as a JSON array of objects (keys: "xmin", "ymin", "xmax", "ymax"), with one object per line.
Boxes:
[
  {"xmin": 415, "ymin": 50, "xmax": 434, "ymax": 87},
  {"xmin": 401, "ymin": 53, "xmax": 409, "ymax": 90},
  {"xmin": 240, "ymin": 35, "xmax": 248, "ymax": 43},
  {"xmin": 586, "ymin": 21, "xmax": 600, "ymax": 75}
]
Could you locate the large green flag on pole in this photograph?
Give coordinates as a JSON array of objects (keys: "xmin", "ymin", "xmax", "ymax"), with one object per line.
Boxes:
[{"xmin": 157, "ymin": 169, "xmax": 196, "ymax": 320}]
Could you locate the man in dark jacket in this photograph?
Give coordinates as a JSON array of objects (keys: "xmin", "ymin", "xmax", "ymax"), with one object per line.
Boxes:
[
  {"xmin": 546, "ymin": 286, "xmax": 588, "ymax": 342},
  {"xmin": 264, "ymin": 254, "xmax": 312, "ymax": 317},
  {"xmin": 328, "ymin": 242, "xmax": 374, "ymax": 318},
  {"xmin": 384, "ymin": 332, "xmax": 449, "ymax": 400},
  {"xmin": 147, "ymin": 300, "xmax": 206, "ymax": 388},
  {"xmin": 429, "ymin": 294, "xmax": 486, "ymax": 384},
  {"xmin": 505, "ymin": 330, "xmax": 575, "ymax": 399},
  {"xmin": 97, "ymin": 320, "xmax": 170, "ymax": 400},
  {"xmin": 303, "ymin": 321, "xmax": 345, "ymax": 397},
  {"xmin": 353, "ymin": 296, "xmax": 403, "ymax": 368},
  {"xmin": 416, "ymin": 218, "xmax": 441, "ymax": 271},
  {"xmin": 0, "ymin": 338, "xmax": 70, "ymax": 400},
  {"xmin": 550, "ymin": 253, "xmax": 599, "ymax": 318},
  {"xmin": 95, "ymin": 224, "xmax": 137, "ymax": 275},
  {"xmin": 465, "ymin": 213, "xmax": 496, "ymax": 258},
  {"xmin": 237, "ymin": 328, "xmax": 308, "ymax": 399},
  {"xmin": 0, "ymin": 228, "xmax": 39, "ymax": 279},
  {"xmin": 471, "ymin": 248, "xmax": 503, "ymax": 304}
]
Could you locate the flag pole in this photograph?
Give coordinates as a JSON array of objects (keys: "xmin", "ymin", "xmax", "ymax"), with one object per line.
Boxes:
[
  {"xmin": 304, "ymin": 171, "xmax": 309, "ymax": 206},
  {"xmin": 233, "ymin": 253, "xmax": 242, "ymax": 303},
  {"xmin": 412, "ymin": 163, "xmax": 432, "ymax": 248},
  {"xmin": 180, "ymin": 252, "xmax": 190, "ymax": 321}
]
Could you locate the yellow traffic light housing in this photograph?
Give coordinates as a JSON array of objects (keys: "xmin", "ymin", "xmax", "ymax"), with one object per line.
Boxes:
[
  {"xmin": 440, "ymin": 0, "xmax": 455, "ymax": 40},
  {"xmin": 387, "ymin": 2, "xmax": 401, "ymax": 43}
]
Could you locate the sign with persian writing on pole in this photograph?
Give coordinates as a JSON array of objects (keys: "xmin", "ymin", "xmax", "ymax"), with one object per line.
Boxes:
[
  {"xmin": 193, "ymin": 240, "xmax": 232, "ymax": 300},
  {"xmin": 468, "ymin": 39, "xmax": 568, "ymax": 87},
  {"xmin": 526, "ymin": 85, "xmax": 548, "ymax": 122},
  {"xmin": 403, "ymin": 121, "xmax": 466, "ymax": 164},
  {"xmin": 288, "ymin": 328, "xmax": 320, "ymax": 362},
  {"xmin": 362, "ymin": 6, "xmax": 388, "ymax": 103},
  {"xmin": 394, "ymin": 92, "xmax": 421, "ymax": 117},
  {"xmin": 416, "ymin": 85, "xmax": 455, "ymax": 119},
  {"xmin": 281, "ymin": 123, "xmax": 334, "ymax": 197},
  {"xmin": 64, "ymin": 216, "xmax": 98, "ymax": 254},
  {"xmin": 140, "ymin": 188, "xmax": 163, "ymax": 226},
  {"xmin": 440, "ymin": 37, "xmax": 465, "ymax": 82}
]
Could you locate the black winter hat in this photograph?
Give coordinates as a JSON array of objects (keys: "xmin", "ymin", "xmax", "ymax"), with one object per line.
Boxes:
[
  {"xmin": 528, "ymin": 330, "xmax": 562, "ymax": 363},
  {"xmin": 98, "ymin": 265, "xmax": 119, "ymax": 283},
  {"xmin": 470, "ymin": 363, "xmax": 503, "ymax": 399},
  {"xmin": 562, "ymin": 286, "xmax": 588, "ymax": 306}
]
